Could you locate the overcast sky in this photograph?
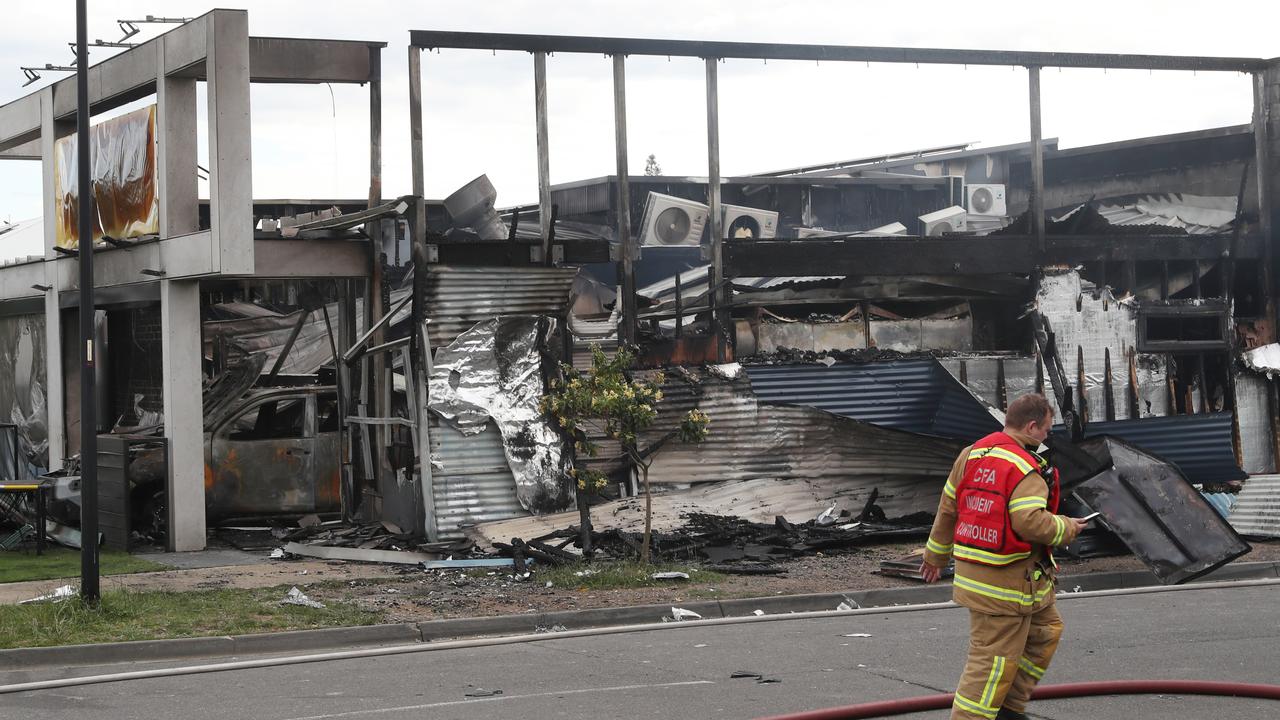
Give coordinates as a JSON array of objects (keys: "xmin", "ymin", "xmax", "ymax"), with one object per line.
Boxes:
[{"xmin": 0, "ymin": 0, "xmax": 1277, "ymax": 225}]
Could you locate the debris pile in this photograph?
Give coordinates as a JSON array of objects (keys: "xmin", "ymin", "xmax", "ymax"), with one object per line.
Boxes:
[{"xmin": 491, "ymin": 500, "xmax": 934, "ymax": 574}]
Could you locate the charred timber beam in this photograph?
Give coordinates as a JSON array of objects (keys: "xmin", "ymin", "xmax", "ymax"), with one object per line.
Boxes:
[
  {"xmin": 408, "ymin": 31, "xmax": 1264, "ymax": 72},
  {"xmin": 722, "ymin": 235, "xmax": 1264, "ymax": 277}
]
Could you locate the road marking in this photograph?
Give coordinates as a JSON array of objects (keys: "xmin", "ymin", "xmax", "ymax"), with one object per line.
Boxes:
[{"xmin": 281, "ymin": 680, "xmax": 717, "ymax": 719}]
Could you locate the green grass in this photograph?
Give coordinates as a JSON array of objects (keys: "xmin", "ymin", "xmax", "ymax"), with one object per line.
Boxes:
[
  {"xmin": 0, "ymin": 548, "xmax": 170, "ymax": 584},
  {"xmin": 0, "ymin": 584, "xmax": 386, "ymax": 649},
  {"xmin": 534, "ymin": 561, "xmax": 727, "ymax": 591}
]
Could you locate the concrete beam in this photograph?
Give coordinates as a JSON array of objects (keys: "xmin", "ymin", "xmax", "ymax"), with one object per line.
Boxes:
[
  {"xmin": 160, "ymin": 278, "xmax": 205, "ymax": 551},
  {"xmin": 247, "ymin": 38, "xmax": 383, "ymax": 84},
  {"xmin": 248, "ymin": 240, "xmax": 370, "ymax": 278},
  {"xmin": 0, "ymin": 9, "xmax": 385, "ymax": 152},
  {"xmin": 0, "ymin": 137, "xmax": 40, "ymax": 160},
  {"xmin": 0, "ymin": 237, "xmax": 370, "ymax": 303}
]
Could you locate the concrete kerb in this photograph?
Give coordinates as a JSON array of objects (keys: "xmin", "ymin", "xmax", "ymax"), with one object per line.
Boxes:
[{"xmin": 4, "ymin": 560, "xmax": 1279, "ymax": 671}]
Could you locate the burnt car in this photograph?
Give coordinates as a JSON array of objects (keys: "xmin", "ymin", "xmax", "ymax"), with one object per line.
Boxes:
[{"xmin": 204, "ymin": 385, "xmax": 341, "ymax": 520}]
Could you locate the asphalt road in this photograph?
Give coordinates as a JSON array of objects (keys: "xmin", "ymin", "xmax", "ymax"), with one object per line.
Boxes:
[{"xmin": 5, "ymin": 583, "xmax": 1279, "ymax": 720}]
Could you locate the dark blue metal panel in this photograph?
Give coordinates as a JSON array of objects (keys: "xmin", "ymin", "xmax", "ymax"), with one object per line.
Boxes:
[
  {"xmin": 1079, "ymin": 412, "xmax": 1245, "ymax": 485},
  {"xmin": 745, "ymin": 359, "xmax": 999, "ymax": 441}
]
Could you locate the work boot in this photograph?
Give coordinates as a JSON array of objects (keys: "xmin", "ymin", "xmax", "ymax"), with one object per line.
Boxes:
[{"xmin": 995, "ymin": 709, "xmax": 1029, "ymax": 720}]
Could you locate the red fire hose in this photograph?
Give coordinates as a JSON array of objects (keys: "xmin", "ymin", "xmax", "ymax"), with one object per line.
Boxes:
[{"xmin": 754, "ymin": 680, "xmax": 1280, "ymax": 720}]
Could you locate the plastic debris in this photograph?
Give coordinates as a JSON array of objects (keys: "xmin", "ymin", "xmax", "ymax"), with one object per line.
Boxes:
[
  {"xmin": 752, "ymin": 609, "xmax": 766, "ymax": 616},
  {"xmin": 651, "ymin": 571, "xmax": 690, "ymax": 581},
  {"xmin": 669, "ymin": 607, "xmax": 703, "ymax": 622},
  {"xmin": 842, "ymin": 633, "xmax": 873, "ymax": 638},
  {"xmin": 19, "ymin": 585, "xmax": 77, "ymax": 605},
  {"xmin": 269, "ymin": 547, "xmax": 286, "ymax": 559},
  {"xmin": 280, "ymin": 586, "xmax": 325, "ymax": 609}
]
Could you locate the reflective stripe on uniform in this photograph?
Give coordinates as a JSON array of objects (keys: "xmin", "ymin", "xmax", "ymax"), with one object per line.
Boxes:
[
  {"xmin": 1018, "ymin": 656, "xmax": 1046, "ymax": 681},
  {"xmin": 968, "ymin": 446, "xmax": 1035, "ymax": 476},
  {"xmin": 1051, "ymin": 515, "xmax": 1066, "ymax": 546},
  {"xmin": 953, "ymin": 574, "xmax": 1054, "ymax": 607},
  {"xmin": 953, "ymin": 545, "xmax": 1031, "ymax": 565},
  {"xmin": 953, "ymin": 691, "xmax": 999, "ymax": 719},
  {"xmin": 1007, "ymin": 496, "xmax": 1047, "ymax": 513},
  {"xmin": 926, "ymin": 537, "xmax": 953, "ymax": 556},
  {"xmin": 981, "ymin": 656, "xmax": 1006, "ymax": 708},
  {"xmin": 944, "ymin": 479, "xmax": 958, "ymax": 499}
]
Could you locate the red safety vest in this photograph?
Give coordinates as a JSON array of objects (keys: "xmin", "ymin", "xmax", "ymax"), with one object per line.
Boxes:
[{"xmin": 953, "ymin": 432, "xmax": 1060, "ymax": 566}]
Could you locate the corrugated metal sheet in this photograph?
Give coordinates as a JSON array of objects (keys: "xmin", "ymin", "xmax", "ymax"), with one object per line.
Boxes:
[
  {"xmin": 469, "ymin": 367, "xmax": 965, "ymax": 547},
  {"xmin": 640, "ymin": 370, "xmax": 963, "ymax": 506},
  {"xmin": 1079, "ymin": 412, "xmax": 1246, "ymax": 485},
  {"xmin": 428, "ymin": 416, "xmax": 529, "ymax": 540},
  {"xmin": 1095, "ymin": 194, "xmax": 1236, "ymax": 235},
  {"xmin": 745, "ymin": 360, "xmax": 1000, "ymax": 441},
  {"xmin": 1229, "ymin": 474, "xmax": 1280, "ymax": 538},
  {"xmin": 1234, "ymin": 372, "xmax": 1274, "ymax": 474},
  {"xmin": 423, "ymin": 265, "xmax": 577, "ymax": 348}
]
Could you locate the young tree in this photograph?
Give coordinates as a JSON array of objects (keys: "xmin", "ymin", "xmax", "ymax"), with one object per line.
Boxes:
[
  {"xmin": 541, "ymin": 346, "xmax": 709, "ymax": 564},
  {"xmin": 644, "ymin": 154, "xmax": 662, "ymax": 176}
]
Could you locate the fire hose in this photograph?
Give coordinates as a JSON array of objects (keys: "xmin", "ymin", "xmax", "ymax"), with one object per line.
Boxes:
[{"xmin": 755, "ymin": 680, "xmax": 1280, "ymax": 720}]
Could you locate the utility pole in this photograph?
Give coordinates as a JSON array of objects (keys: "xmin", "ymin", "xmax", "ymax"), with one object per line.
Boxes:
[{"xmin": 76, "ymin": 0, "xmax": 100, "ymax": 605}]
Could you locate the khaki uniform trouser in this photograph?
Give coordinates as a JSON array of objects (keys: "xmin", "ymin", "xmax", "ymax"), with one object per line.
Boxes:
[{"xmin": 951, "ymin": 603, "xmax": 1063, "ymax": 719}]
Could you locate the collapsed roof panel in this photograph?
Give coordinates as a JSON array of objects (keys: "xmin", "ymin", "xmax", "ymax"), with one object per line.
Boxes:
[
  {"xmin": 745, "ymin": 359, "xmax": 1000, "ymax": 441},
  {"xmin": 1056, "ymin": 435, "xmax": 1250, "ymax": 584},
  {"xmin": 1076, "ymin": 413, "xmax": 1246, "ymax": 485}
]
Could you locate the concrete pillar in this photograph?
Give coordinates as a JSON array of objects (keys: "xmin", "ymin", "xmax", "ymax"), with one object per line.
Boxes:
[
  {"xmin": 39, "ymin": 87, "xmax": 67, "ymax": 471},
  {"xmin": 156, "ymin": 37, "xmax": 207, "ymax": 551},
  {"xmin": 205, "ymin": 10, "xmax": 253, "ymax": 275},
  {"xmin": 160, "ymin": 279, "xmax": 205, "ymax": 551}
]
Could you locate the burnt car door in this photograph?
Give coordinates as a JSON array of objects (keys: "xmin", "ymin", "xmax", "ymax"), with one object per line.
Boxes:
[{"xmin": 207, "ymin": 392, "xmax": 317, "ymax": 517}]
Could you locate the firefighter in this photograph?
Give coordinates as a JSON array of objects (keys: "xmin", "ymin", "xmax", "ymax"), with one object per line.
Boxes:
[{"xmin": 919, "ymin": 393, "xmax": 1088, "ymax": 720}]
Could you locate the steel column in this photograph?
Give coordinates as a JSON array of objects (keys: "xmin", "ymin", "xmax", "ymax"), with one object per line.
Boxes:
[
  {"xmin": 368, "ymin": 45, "xmax": 382, "ymax": 208},
  {"xmin": 612, "ymin": 54, "xmax": 636, "ymax": 346},
  {"xmin": 75, "ymin": 0, "xmax": 98, "ymax": 603},
  {"xmin": 1028, "ymin": 66, "xmax": 1046, "ymax": 253}
]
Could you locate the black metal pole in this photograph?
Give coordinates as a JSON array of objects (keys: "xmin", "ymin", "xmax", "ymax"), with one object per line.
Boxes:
[{"xmin": 76, "ymin": 0, "xmax": 99, "ymax": 604}]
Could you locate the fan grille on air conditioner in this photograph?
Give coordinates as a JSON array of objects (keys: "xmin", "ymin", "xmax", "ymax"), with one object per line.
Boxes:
[
  {"xmin": 654, "ymin": 207, "xmax": 692, "ymax": 245},
  {"xmin": 727, "ymin": 215, "xmax": 762, "ymax": 239},
  {"xmin": 971, "ymin": 187, "xmax": 994, "ymax": 214}
]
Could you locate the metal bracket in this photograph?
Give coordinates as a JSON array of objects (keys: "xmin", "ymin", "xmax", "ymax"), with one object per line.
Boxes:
[
  {"xmin": 424, "ymin": 244, "xmax": 439, "ymax": 263},
  {"xmin": 529, "ymin": 245, "xmax": 544, "ymax": 263},
  {"xmin": 551, "ymin": 244, "xmax": 565, "ymax": 265}
]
